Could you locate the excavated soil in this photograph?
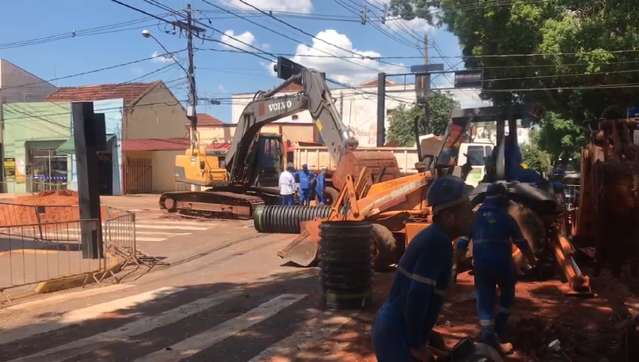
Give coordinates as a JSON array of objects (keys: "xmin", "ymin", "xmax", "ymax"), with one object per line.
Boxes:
[
  {"xmin": 0, "ymin": 191, "xmax": 116, "ymax": 226},
  {"xmin": 295, "ymin": 270, "xmax": 639, "ymax": 362}
]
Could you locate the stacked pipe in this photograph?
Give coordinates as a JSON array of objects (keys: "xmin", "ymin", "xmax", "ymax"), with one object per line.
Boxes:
[
  {"xmin": 253, "ymin": 205, "xmax": 331, "ymax": 234},
  {"xmin": 320, "ymin": 221, "xmax": 373, "ymax": 310}
]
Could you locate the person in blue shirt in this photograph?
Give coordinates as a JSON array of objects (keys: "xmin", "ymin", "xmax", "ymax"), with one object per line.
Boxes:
[
  {"xmin": 296, "ymin": 164, "xmax": 313, "ymax": 206},
  {"xmin": 456, "ymin": 183, "xmax": 531, "ymax": 353},
  {"xmin": 373, "ymin": 176, "xmax": 474, "ymax": 362},
  {"xmin": 314, "ymin": 167, "xmax": 327, "ymax": 205}
]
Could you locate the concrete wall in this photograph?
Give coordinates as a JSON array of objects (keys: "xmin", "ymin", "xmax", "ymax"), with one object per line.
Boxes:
[
  {"xmin": 2, "ymin": 102, "xmax": 72, "ymax": 192},
  {"xmin": 0, "ymin": 59, "xmax": 57, "ymax": 103},
  {"xmin": 197, "ymin": 123, "xmax": 316, "ymax": 145},
  {"xmin": 231, "ymin": 85, "xmax": 490, "ymax": 148},
  {"xmin": 150, "ymin": 150, "xmax": 182, "ymax": 193},
  {"xmin": 125, "ymin": 83, "xmax": 188, "ymax": 139},
  {"xmin": 294, "ymin": 146, "xmax": 419, "ymax": 174}
]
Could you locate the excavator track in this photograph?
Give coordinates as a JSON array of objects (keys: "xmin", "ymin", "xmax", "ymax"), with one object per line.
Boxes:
[{"xmin": 159, "ymin": 190, "xmax": 265, "ymax": 219}]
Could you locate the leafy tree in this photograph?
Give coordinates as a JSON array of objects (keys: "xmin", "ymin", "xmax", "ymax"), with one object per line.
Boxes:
[
  {"xmin": 521, "ymin": 129, "xmax": 552, "ymax": 174},
  {"xmin": 536, "ymin": 112, "xmax": 587, "ymax": 165},
  {"xmin": 390, "ymin": 0, "xmax": 639, "ymax": 124},
  {"xmin": 387, "ymin": 92, "xmax": 458, "ymax": 146}
]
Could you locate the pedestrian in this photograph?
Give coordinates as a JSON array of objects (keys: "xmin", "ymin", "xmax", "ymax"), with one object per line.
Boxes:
[
  {"xmin": 279, "ymin": 163, "xmax": 296, "ymax": 206},
  {"xmin": 456, "ymin": 183, "xmax": 532, "ymax": 354},
  {"xmin": 315, "ymin": 167, "xmax": 327, "ymax": 205},
  {"xmin": 296, "ymin": 164, "xmax": 313, "ymax": 206},
  {"xmin": 372, "ymin": 176, "xmax": 474, "ymax": 362}
]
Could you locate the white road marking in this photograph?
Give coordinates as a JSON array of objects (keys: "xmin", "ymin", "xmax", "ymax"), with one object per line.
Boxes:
[
  {"xmin": 62, "ymin": 287, "xmax": 182, "ymax": 323},
  {"xmin": 136, "ymin": 236, "xmax": 168, "ymax": 242},
  {"xmin": 248, "ymin": 311, "xmax": 355, "ymax": 362},
  {"xmin": 136, "ymin": 294, "xmax": 307, "ymax": 362},
  {"xmin": 135, "ymin": 224, "xmax": 208, "ymax": 231},
  {"xmin": 134, "ymin": 231, "xmax": 190, "ymax": 236},
  {"xmin": 2, "ymin": 284, "xmax": 134, "ymax": 312},
  {"xmin": 0, "ymin": 287, "xmax": 182, "ymax": 345},
  {"xmin": 12, "ymin": 289, "xmax": 243, "ymax": 362},
  {"xmin": 133, "ymin": 220, "xmax": 214, "ymax": 227}
]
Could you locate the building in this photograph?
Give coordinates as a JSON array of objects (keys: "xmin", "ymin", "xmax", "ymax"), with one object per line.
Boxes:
[
  {"xmin": 0, "ymin": 59, "xmax": 57, "ymax": 103},
  {"xmin": 2, "ymin": 81, "xmax": 189, "ymax": 194},
  {"xmin": 231, "ymin": 79, "xmax": 492, "ymax": 148}
]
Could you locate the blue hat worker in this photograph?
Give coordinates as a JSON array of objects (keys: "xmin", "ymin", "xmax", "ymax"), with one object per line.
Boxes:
[
  {"xmin": 372, "ymin": 176, "xmax": 474, "ymax": 362},
  {"xmin": 295, "ymin": 164, "xmax": 313, "ymax": 206},
  {"xmin": 456, "ymin": 183, "xmax": 533, "ymax": 354},
  {"xmin": 314, "ymin": 167, "xmax": 327, "ymax": 205}
]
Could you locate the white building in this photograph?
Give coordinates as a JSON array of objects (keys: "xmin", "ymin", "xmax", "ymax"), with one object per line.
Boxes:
[{"xmin": 231, "ymin": 80, "xmax": 492, "ymax": 147}]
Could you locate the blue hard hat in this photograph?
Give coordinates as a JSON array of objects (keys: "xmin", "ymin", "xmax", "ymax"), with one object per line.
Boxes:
[{"xmin": 427, "ymin": 176, "xmax": 471, "ymax": 214}]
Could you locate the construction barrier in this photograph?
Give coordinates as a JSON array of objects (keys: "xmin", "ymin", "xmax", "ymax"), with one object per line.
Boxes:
[{"xmin": 0, "ymin": 208, "xmax": 137, "ymax": 300}]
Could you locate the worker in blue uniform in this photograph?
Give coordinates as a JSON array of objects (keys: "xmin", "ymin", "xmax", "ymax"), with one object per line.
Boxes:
[
  {"xmin": 456, "ymin": 183, "xmax": 532, "ymax": 353},
  {"xmin": 373, "ymin": 176, "xmax": 474, "ymax": 362},
  {"xmin": 296, "ymin": 164, "xmax": 313, "ymax": 206},
  {"xmin": 314, "ymin": 167, "xmax": 327, "ymax": 205}
]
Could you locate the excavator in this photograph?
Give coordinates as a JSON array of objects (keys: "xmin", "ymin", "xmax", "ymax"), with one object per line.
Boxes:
[{"xmin": 159, "ymin": 57, "xmax": 398, "ymax": 218}]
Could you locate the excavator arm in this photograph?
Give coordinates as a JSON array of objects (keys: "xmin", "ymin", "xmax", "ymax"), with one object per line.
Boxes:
[{"xmin": 225, "ymin": 57, "xmax": 358, "ymax": 186}]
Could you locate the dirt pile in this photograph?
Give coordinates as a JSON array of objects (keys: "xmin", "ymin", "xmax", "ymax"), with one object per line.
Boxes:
[{"xmin": 0, "ymin": 191, "xmax": 118, "ymax": 227}]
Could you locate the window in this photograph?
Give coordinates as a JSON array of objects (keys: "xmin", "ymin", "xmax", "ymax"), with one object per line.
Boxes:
[
  {"xmin": 291, "ymin": 114, "xmax": 299, "ymax": 120},
  {"xmin": 467, "ymin": 145, "xmax": 485, "ymax": 166}
]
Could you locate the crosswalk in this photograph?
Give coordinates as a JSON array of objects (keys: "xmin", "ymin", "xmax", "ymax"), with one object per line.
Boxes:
[
  {"xmin": 0, "ymin": 286, "xmax": 347, "ymax": 362},
  {"xmin": 132, "ymin": 218, "xmax": 213, "ymax": 242}
]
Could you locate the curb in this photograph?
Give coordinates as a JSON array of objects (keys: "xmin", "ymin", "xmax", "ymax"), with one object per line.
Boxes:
[{"xmin": 34, "ymin": 263, "xmax": 124, "ymax": 294}]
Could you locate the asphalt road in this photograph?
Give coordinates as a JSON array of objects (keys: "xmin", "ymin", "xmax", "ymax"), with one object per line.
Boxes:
[{"xmin": 0, "ymin": 195, "xmax": 375, "ymax": 362}]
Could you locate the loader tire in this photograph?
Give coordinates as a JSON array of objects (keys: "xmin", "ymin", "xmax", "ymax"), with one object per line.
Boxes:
[{"xmin": 371, "ymin": 224, "xmax": 398, "ymax": 272}]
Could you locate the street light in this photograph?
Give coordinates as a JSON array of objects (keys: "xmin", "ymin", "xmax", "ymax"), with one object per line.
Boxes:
[{"xmin": 141, "ymin": 29, "xmax": 189, "ymax": 74}]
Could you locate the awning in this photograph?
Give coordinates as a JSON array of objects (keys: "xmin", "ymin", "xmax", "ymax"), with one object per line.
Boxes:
[{"xmin": 56, "ymin": 139, "xmax": 75, "ymax": 154}]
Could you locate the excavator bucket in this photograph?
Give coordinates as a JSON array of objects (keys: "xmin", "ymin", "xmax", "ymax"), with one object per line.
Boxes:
[{"xmin": 277, "ymin": 219, "xmax": 322, "ymax": 266}]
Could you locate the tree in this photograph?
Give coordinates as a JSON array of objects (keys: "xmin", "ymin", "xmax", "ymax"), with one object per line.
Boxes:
[
  {"xmin": 521, "ymin": 129, "xmax": 552, "ymax": 174},
  {"xmin": 536, "ymin": 112, "xmax": 587, "ymax": 166},
  {"xmin": 390, "ymin": 0, "xmax": 639, "ymax": 125},
  {"xmin": 386, "ymin": 92, "xmax": 458, "ymax": 146}
]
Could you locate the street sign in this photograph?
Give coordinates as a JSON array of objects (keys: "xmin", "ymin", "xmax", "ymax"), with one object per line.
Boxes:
[
  {"xmin": 410, "ymin": 64, "xmax": 445, "ymax": 74},
  {"xmin": 455, "ymin": 70, "xmax": 483, "ymax": 88}
]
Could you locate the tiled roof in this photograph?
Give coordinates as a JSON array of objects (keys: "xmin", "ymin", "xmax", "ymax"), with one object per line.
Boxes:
[
  {"xmin": 194, "ymin": 113, "xmax": 224, "ymax": 126},
  {"xmin": 122, "ymin": 138, "xmax": 188, "ymax": 151},
  {"xmin": 206, "ymin": 142, "xmax": 231, "ymax": 151},
  {"xmin": 47, "ymin": 82, "xmax": 158, "ymax": 105}
]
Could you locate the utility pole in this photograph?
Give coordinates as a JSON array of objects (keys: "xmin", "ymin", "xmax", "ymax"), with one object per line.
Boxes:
[
  {"xmin": 185, "ymin": 4, "xmax": 199, "ymax": 150},
  {"xmin": 377, "ymin": 72, "xmax": 386, "ymax": 147}
]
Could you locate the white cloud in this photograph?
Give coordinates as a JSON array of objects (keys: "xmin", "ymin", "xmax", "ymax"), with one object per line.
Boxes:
[
  {"xmin": 217, "ymin": 84, "xmax": 226, "ymax": 93},
  {"xmin": 220, "ymin": 30, "xmax": 256, "ymax": 51},
  {"xmin": 292, "ymin": 29, "xmax": 405, "ymax": 85},
  {"xmin": 385, "ymin": 17, "xmax": 432, "ymax": 35},
  {"xmin": 151, "ymin": 50, "xmax": 175, "ymax": 64},
  {"xmin": 228, "ymin": 0, "xmax": 312, "ymax": 13}
]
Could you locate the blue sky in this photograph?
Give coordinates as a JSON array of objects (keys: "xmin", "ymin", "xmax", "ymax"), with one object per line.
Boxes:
[{"xmin": 0, "ymin": 0, "xmax": 463, "ymax": 121}]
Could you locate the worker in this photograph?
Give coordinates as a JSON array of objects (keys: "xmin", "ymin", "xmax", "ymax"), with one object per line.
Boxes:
[
  {"xmin": 315, "ymin": 167, "xmax": 327, "ymax": 205},
  {"xmin": 372, "ymin": 176, "xmax": 474, "ymax": 362},
  {"xmin": 296, "ymin": 164, "xmax": 313, "ymax": 206},
  {"xmin": 456, "ymin": 183, "xmax": 531, "ymax": 354},
  {"xmin": 279, "ymin": 163, "xmax": 296, "ymax": 206}
]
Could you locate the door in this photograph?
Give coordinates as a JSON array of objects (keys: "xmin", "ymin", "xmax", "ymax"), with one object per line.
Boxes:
[{"xmin": 125, "ymin": 158, "xmax": 152, "ymax": 193}]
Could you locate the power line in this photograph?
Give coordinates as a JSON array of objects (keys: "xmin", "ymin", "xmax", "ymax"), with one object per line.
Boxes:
[
  {"xmin": 235, "ymin": 0, "xmax": 407, "ymax": 69},
  {"xmin": 0, "ymin": 17, "xmax": 165, "ymax": 50},
  {"xmin": 199, "ymin": 0, "xmax": 402, "ymax": 73},
  {"xmin": 0, "ymin": 50, "xmax": 187, "ymax": 93}
]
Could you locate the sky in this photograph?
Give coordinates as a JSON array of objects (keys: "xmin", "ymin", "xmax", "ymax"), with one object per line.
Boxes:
[{"xmin": 0, "ymin": 0, "xmax": 464, "ymax": 122}]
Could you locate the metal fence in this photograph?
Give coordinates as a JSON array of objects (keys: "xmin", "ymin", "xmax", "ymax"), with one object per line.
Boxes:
[{"xmin": 0, "ymin": 209, "xmax": 137, "ymax": 299}]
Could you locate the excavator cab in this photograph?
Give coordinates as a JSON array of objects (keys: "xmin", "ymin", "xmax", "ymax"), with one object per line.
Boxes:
[
  {"xmin": 252, "ymin": 133, "xmax": 284, "ymax": 188},
  {"xmin": 175, "ymin": 145, "xmax": 229, "ymax": 188}
]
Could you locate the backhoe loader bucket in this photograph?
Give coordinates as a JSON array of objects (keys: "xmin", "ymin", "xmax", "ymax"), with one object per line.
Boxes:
[{"xmin": 277, "ymin": 219, "xmax": 322, "ymax": 266}]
